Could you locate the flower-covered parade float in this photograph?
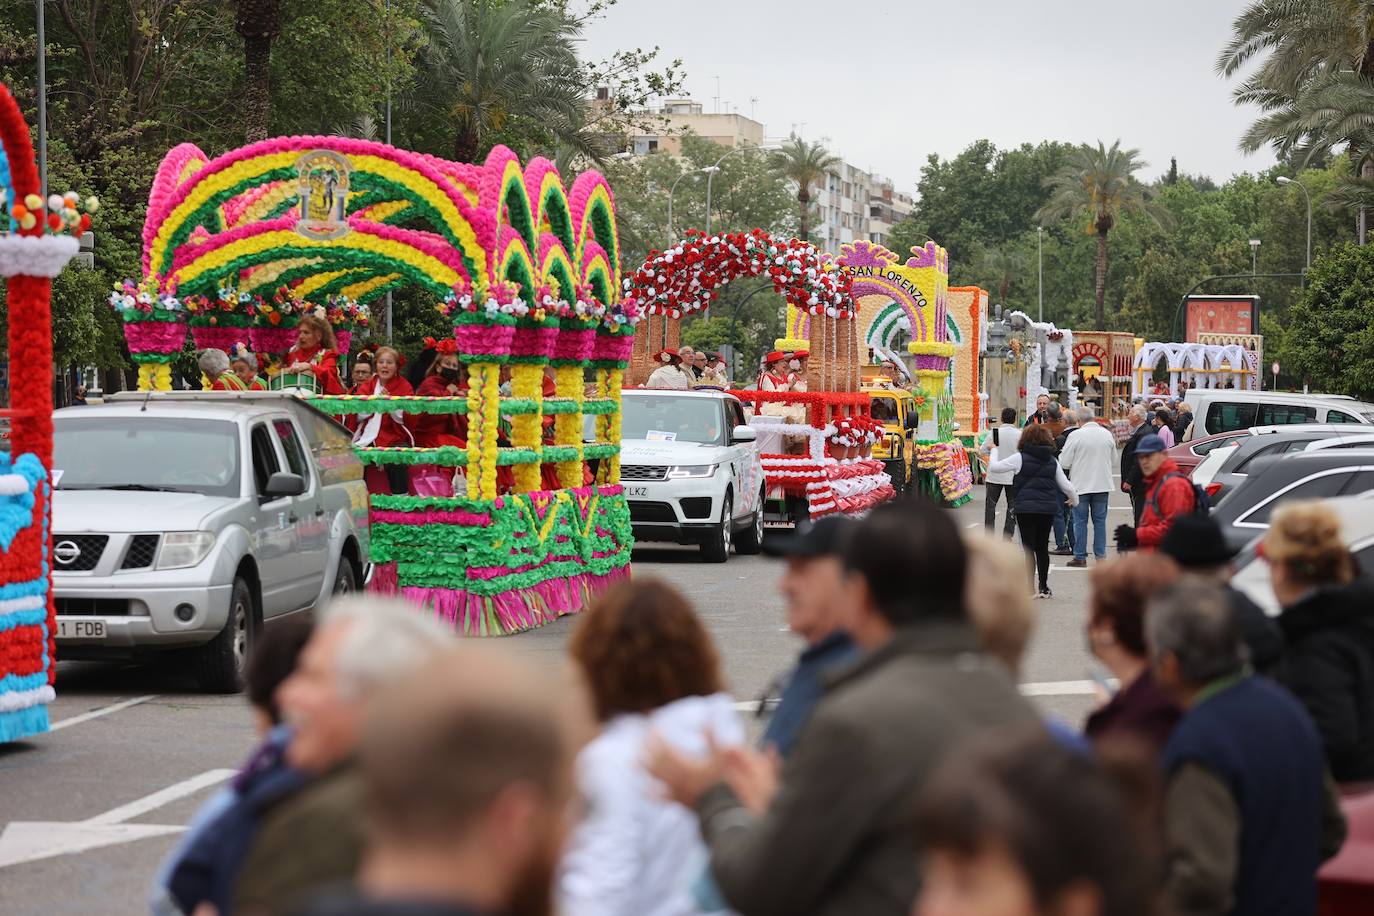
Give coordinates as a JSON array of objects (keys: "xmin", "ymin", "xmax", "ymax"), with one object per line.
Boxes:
[
  {"xmin": 682, "ymin": 236, "xmax": 974, "ymax": 511},
  {"xmin": 624, "ymin": 229, "xmax": 900, "ymax": 522},
  {"xmin": 121, "ymin": 137, "xmax": 634, "ymax": 634},
  {"xmin": 0, "ymin": 83, "xmax": 88, "ymax": 740}
]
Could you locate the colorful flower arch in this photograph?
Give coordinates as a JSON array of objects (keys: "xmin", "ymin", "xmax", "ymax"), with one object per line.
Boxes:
[{"xmin": 139, "ymin": 139, "xmax": 619, "ymax": 310}]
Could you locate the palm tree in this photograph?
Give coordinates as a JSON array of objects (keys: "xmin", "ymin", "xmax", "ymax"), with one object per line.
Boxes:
[
  {"xmin": 770, "ymin": 136, "xmax": 838, "ymax": 243},
  {"xmin": 1218, "ymin": 0, "xmax": 1374, "ymax": 238},
  {"xmin": 414, "ymin": 0, "xmax": 592, "ymax": 163},
  {"xmin": 235, "ymin": 0, "xmax": 282, "ymax": 142},
  {"xmin": 1037, "ymin": 141, "xmax": 1158, "ymax": 331}
]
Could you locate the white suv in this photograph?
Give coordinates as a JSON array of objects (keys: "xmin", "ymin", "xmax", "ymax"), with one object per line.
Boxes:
[{"xmin": 619, "ymin": 389, "xmax": 765, "ymax": 562}]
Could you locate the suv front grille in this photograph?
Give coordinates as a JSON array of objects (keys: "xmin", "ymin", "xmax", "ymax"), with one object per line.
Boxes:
[
  {"xmin": 120, "ymin": 535, "xmax": 160, "ymax": 570},
  {"xmin": 52, "ymin": 535, "xmax": 108, "ymax": 572},
  {"xmin": 621, "ymin": 465, "xmax": 668, "ymax": 481}
]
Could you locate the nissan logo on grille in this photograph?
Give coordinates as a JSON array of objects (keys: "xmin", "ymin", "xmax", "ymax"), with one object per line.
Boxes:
[{"xmin": 54, "ymin": 541, "xmax": 82, "ymax": 566}]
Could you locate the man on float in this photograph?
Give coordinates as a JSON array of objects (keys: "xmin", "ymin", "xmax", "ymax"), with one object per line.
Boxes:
[{"xmin": 646, "ymin": 349, "xmax": 692, "ymax": 390}]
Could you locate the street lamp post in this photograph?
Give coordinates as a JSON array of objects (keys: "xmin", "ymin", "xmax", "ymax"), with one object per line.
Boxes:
[
  {"xmin": 1249, "ymin": 238, "xmax": 1261, "ymax": 276},
  {"xmin": 1276, "ymin": 176, "xmax": 1312, "ymax": 282},
  {"xmin": 667, "ymin": 167, "xmax": 710, "ymax": 240},
  {"xmin": 1036, "ymin": 226, "xmax": 1043, "ymax": 323}
]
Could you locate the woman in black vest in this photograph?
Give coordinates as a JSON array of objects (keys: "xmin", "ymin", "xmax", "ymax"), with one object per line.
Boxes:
[{"xmin": 988, "ymin": 423, "xmax": 1078, "ymax": 598}]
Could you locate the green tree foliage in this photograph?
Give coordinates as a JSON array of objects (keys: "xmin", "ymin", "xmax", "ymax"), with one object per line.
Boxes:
[{"xmin": 1286, "ymin": 242, "xmax": 1374, "ymax": 397}]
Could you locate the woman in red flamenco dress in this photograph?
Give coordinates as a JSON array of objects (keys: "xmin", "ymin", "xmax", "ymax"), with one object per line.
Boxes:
[
  {"xmin": 282, "ymin": 313, "xmax": 345, "ymax": 395},
  {"xmin": 349, "ymin": 346, "xmax": 413, "ymax": 495}
]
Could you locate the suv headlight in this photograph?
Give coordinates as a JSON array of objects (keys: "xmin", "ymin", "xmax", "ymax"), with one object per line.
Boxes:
[
  {"xmin": 666, "ymin": 464, "xmax": 718, "ymax": 479},
  {"xmin": 156, "ymin": 531, "xmax": 217, "ymax": 570}
]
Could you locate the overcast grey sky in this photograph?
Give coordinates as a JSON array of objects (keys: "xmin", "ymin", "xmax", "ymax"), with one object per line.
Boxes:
[{"xmin": 581, "ymin": 0, "xmax": 1275, "ymax": 193}]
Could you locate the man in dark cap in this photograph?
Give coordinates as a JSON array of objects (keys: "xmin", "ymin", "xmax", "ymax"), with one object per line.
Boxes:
[
  {"xmin": 1116, "ymin": 433, "xmax": 1194, "ymax": 552},
  {"xmin": 1159, "ymin": 515, "xmax": 1283, "ymax": 672},
  {"xmin": 757, "ymin": 516, "xmax": 859, "ymax": 758}
]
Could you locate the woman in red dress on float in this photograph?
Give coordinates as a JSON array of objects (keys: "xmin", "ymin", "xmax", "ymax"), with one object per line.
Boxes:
[
  {"xmin": 282, "ymin": 313, "xmax": 345, "ymax": 395},
  {"xmin": 350, "ymin": 346, "xmax": 413, "ymax": 495},
  {"xmin": 406, "ymin": 337, "xmax": 468, "ymax": 496}
]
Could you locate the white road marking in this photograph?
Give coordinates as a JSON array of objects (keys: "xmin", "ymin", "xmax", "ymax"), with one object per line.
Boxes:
[
  {"xmin": 0, "ymin": 822, "xmax": 185, "ymax": 868},
  {"xmin": 0, "ymin": 768, "xmax": 236, "ymax": 868},
  {"xmin": 48, "ymin": 695, "xmax": 157, "ymax": 731},
  {"xmin": 85, "ymin": 769, "xmax": 236, "ymax": 826}
]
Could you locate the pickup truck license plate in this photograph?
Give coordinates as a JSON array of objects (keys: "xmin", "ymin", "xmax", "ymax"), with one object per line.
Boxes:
[
  {"xmin": 57, "ymin": 619, "xmax": 106, "ymax": 640},
  {"xmin": 625, "ymin": 486, "xmax": 649, "ymax": 498}
]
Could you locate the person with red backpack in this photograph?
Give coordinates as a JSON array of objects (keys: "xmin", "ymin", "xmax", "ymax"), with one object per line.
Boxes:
[{"xmin": 1116, "ymin": 433, "xmax": 1202, "ymax": 551}]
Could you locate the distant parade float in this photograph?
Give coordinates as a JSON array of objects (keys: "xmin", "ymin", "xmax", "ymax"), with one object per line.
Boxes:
[
  {"xmin": 0, "ymin": 83, "xmax": 91, "ymax": 740},
  {"xmin": 120, "ymin": 136, "xmax": 636, "ymax": 635},
  {"xmin": 626, "ymin": 231, "xmax": 973, "ymax": 515}
]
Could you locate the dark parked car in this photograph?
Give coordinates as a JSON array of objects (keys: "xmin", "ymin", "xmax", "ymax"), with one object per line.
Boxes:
[
  {"xmin": 1210, "ymin": 448, "xmax": 1374, "ymax": 550},
  {"xmin": 1208, "ymin": 426, "xmax": 1374, "ymax": 505}
]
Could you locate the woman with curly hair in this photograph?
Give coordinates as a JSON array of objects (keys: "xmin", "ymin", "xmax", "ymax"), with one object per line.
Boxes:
[
  {"xmin": 560, "ymin": 579, "xmax": 744, "ymax": 916},
  {"xmin": 282, "ymin": 312, "xmax": 344, "ymax": 394},
  {"xmin": 1265, "ymin": 501, "xmax": 1374, "ymax": 783}
]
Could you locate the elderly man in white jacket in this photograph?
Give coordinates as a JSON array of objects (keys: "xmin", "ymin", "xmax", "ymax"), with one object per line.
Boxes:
[{"xmin": 1057, "ymin": 404, "xmax": 1117, "ymax": 567}]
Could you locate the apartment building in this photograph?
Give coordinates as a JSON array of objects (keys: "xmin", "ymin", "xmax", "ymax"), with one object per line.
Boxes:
[
  {"xmin": 627, "ymin": 98, "xmax": 765, "ymax": 156},
  {"xmin": 813, "ymin": 163, "xmax": 912, "ymax": 254}
]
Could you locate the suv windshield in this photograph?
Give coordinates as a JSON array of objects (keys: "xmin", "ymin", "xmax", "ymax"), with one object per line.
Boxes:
[
  {"xmin": 54, "ymin": 417, "xmax": 241, "ymax": 497},
  {"xmin": 622, "ymin": 395, "xmax": 726, "ymax": 445}
]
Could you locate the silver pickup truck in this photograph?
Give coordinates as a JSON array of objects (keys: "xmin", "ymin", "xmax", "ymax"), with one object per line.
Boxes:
[{"xmin": 52, "ymin": 392, "xmax": 370, "ymax": 691}]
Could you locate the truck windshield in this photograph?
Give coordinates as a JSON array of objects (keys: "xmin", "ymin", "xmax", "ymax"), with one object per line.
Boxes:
[
  {"xmin": 621, "ymin": 396, "xmax": 726, "ymax": 445},
  {"xmin": 54, "ymin": 417, "xmax": 241, "ymax": 497}
]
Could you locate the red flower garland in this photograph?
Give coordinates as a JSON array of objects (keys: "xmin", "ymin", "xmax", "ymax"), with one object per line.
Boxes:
[{"xmin": 624, "ymin": 229, "xmax": 852, "ymax": 319}]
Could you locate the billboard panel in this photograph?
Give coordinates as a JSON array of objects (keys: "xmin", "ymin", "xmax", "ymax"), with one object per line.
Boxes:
[{"xmin": 1185, "ymin": 295, "xmax": 1259, "ymax": 341}]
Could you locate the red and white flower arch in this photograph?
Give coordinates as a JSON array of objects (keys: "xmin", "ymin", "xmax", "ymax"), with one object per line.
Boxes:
[{"xmin": 622, "ymin": 229, "xmax": 852, "ymax": 319}]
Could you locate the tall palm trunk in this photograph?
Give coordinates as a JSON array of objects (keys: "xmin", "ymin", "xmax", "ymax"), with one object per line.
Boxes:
[
  {"xmin": 1093, "ymin": 228, "xmax": 1109, "ymax": 330},
  {"xmin": 242, "ymin": 34, "xmax": 272, "ymax": 143},
  {"xmin": 798, "ymin": 186, "xmax": 811, "ymax": 242},
  {"xmin": 1357, "ymin": 44, "xmax": 1374, "ymax": 243},
  {"xmin": 454, "ymin": 118, "xmax": 479, "ymax": 164},
  {"xmin": 236, "ymin": 0, "xmax": 282, "ymax": 144}
]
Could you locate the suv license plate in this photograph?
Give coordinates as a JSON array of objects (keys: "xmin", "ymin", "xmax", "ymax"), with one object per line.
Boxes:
[
  {"xmin": 57, "ymin": 619, "xmax": 106, "ymax": 640},
  {"xmin": 625, "ymin": 486, "xmax": 648, "ymax": 498}
]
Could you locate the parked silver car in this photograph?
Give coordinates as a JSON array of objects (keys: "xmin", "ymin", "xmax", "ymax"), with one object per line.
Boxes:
[{"xmin": 52, "ymin": 392, "xmax": 370, "ymax": 691}]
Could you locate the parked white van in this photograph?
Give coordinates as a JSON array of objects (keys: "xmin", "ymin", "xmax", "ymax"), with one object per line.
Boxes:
[{"xmin": 1182, "ymin": 390, "xmax": 1374, "ymax": 440}]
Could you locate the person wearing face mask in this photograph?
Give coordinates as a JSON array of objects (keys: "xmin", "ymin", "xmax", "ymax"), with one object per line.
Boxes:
[
  {"xmin": 785, "ymin": 351, "xmax": 809, "ymax": 393},
  {"xmin": 407, "ymin": 338, "xmax": 469, "ymax": 497},
  {"xmin": 349, "ymin": 347, "xmax": 413, "ymax": 495}
]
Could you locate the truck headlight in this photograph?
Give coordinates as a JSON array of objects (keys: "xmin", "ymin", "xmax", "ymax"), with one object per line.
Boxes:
[
  {"xmin": 156, "ymin": 531, "xmax": 217, "ymax": 570},
  {"xmin": 666, "ymin": 464, "xmax": 718, "ymax": 479}
]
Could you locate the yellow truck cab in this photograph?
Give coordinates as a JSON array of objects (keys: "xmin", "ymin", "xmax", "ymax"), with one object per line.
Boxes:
[{"xmin": 862, "ymin": 378, "xmax": 920, "ymax": 490}]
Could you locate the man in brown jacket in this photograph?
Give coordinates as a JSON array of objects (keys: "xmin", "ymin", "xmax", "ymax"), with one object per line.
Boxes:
[{"xmin": 649, "ymin": 499, "xmax": 1042, "ymax": 916}]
